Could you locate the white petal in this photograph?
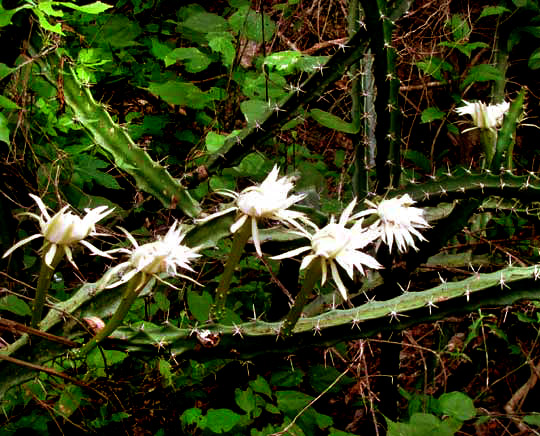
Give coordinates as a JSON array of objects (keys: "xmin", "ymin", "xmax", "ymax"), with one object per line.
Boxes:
[
  {"xmin": 330, "ymin": 260, "xmax": 348, "ymax": 300},
  {"xmin": 2, "ymin": 233, "xmax": 42, "ymax": 258},
  {"xmin": 251, "ymin": 217, "xmax": 262, "ymax": 256},
  {"xmin": 230, "ymin": 214, "xmax": 248, "ymax": 234},
  {"xmin": 270, "ymin": 245, "xmax": 311, "ymax": 260},
  {"xmin": 44, "ymin": 243, "xmax": 58, "ymax": 267}
]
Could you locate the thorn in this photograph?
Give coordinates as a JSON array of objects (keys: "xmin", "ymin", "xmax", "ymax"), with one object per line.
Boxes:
[
  {"xmin": 465, "ymin": 285, "xmax": 471, "ymax": 302},
  {"xmin": 312, "ymin": 62, "xmax": 326, "ymax": 75},
  {"xmin": 422, "ymin": 190, "xmax": 430, "ymax": 200},
  {"xmin": 232, "ymin": 323, "xmax": 244, "ymax": 339},
  {"xmin": 397, "ymin": 281, "xmax": 411, "ymax": 294},
  {"xmin": 534, "ymin": 265, "xmax": 540, "ymax": 280},
  {"xmin": 469, "ymin": 263, "xmax": 482, "ymax": 279},
  {"xmin": 499, "ymin": 271, "xmax": 510, "ymax": 290},
  {"xmin": 426, "ymin": 299, "xmax": 439, "ymax": 315},
  {"xmin": 388, "ymin": 308, "xmax": 408, "ymax": 323},
  {"xmin": 439, "ymin": 185, "xmax": 447, "ymax": 196},
  {"xmin": 154, "ymin": 337, "xmax": 169, "ymax": 351},
  {"xmin": 351, "ymin": 313, "xmax": 362, "ymax": 330},
  {"xmin": 254, "ymin": 120, "xmax": 265, "ymax": 131},
  {"xmin": 477, "ymin": 182, "xmax": 485, "ymax": 194},
  {"xmin": 313, "ymin": 319, "xmax": 322, "ymax": 336}
]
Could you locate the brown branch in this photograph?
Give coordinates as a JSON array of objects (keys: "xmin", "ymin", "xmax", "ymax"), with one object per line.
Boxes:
[{"xmin": 0, "ymin": 318, "xmax": 79, "ymax": 348}]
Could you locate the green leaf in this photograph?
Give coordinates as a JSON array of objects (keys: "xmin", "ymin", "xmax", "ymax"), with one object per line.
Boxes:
[
  {"xmin": 0, "ymin": 295, "xmax": 31, "ymax": 316},
  {"xmin": 158, "ymin": 359, "xmax": 173, "ymax": 387},
  {"xmin": 209, "ymin": 174, "xmax": 236, "ymax": 191},
  {"xmin": 205, "ymin": 132, "xmax": 226, "ymax": 153},
  {"xmin": 235, "ymin": 387, "xmax": 256, "ymax": 414},
  {"xmin": 250, "ymin": 375, "xmax": 273, "ymax": 399},
  {"xmin": 74, "ymin": 156, "xmax": 121, "ymax": 190},
  {"xmin": 524, "ymin": 414, "xmax": 540, "ymax": 426},
  {"xmin": 180, "ymin": 408, "xmax": 206, "ymax": 431},
  {"xmin": 416, "ymin": 57, "xmax": 453, "ymax": 81},
  {"xmin": 38, "ymin": 1, "xmax": 64, "ymax": 17},
  {"xmin": 56, "ymin": 385, "xmax": 83, "ymax": 418},
  {"xmin": 462, "ymin": 64, "xmax": 503, "ymax": 88},
  {"xmin": 438, "ymin": 392, "xmax": 476, "ymax": 421},
  {"xmin": 229, "ymin": 6, "xmax": 276, "ymax": 42},
  {"xmin": 148, "ymin": 81, "xmax": 212, "ymax": 109},
  {"xmin": 207, "ymin": 32, "xmax": 236, "ymax": 67},
  {"xmin": 270, "ymin": 368, "xmax": 305, "ymax": 387},
  {"xmin": 186, "ymin": 290, "xmax": 213, "ymax": 322},
  {"xmin": 264, "ymin": 50, "xmax": 303, "ymax": 73},
  {"xmin": 61, "ymin": 1, "xmax": 113, "ymax": 14},
  {"xmin": 0, "ymin": 63, "xmax": 15, "ymax": 80},
  {"xmin": 99, "ymin": 15, "xmax": 142, "ymax": 48},
  {"xmin": 205, "ymin": 409, "xmax": 242, "ymax": 433},
  {"xmin": 240, "ymin": 99, "xmax": 268, "ymax": 126},
  {"xmin": 310, "ymin": 109, "xmax": 358, "ymax": 134},
  {"xmin": 448, "ymin": 14, "xmax": 470, "ymax": 42},
  {"xmin": 0, "ymin": 4, "xmax": 32, "ymax": 27},
  {"xmin": 528, "ymin": 47, "xmax": 540, "ymax": 69},
  {"xmin": 183, "ymin": 11, "xmax": 229, "ymax": 33},
  {"xmin": 276, "ymin": 390, "xmax": 313, "ymax": 415},
  {"xmin": 33, "ymin": 8, "xmax": 64, "ymax": 34},
  {"xmin": 164, "ymin": 47, "xmax": 211, "ymax": 72},
  {"xmin": 404, "ymin": 150, "xmax": 432, "ymax": 173},
  {"xmin": 421, "ymin": 107, "xmax": 445, "ymax": 123},
  {"xmin": 0, "ymin": 112, "xmax": 10, "ymax": 145},
  {"xmin": 479, "ymin": 6, "xmax": 510, "ymax": 18}
]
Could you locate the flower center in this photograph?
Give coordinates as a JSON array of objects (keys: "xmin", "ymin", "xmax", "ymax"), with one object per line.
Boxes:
[{"xmin": 312, "ymin": 223, "xmax": 351, "ymax": 259}]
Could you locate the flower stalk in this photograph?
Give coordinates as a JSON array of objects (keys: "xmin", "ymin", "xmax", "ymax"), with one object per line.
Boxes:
[
  {"xmin": 210, "ymin": 218, "xmax": 252, "ymax": 321},
  {"xmin": 78, "ymin": 272, "xmax": 148, "ymax": 357},
  {"xmin": 31, "ymin": 242, "xmax": 65, "ymax": 328},
  {"xmin": 281, "ymin": 260, "xmax": 322, "ymax": 337}
]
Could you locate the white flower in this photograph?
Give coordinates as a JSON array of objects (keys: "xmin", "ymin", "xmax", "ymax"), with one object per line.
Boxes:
[
  {"xmin": 103, "ymin": 221, "xmax": 201, "ymax": 289},
  {"xmin": 2, "ymin": 194, "xmax": 114, "ymax": 267},
  {"xmin": 272, "ymin": 199, "xmax": 382, "ymax": 300},
  {"xmin": 354, "ymin": 194, "xmax": 429, "ymax": 253},
  {"xmin": 196, "ymin": 165, "xmax": 315, "ymax": 256},
  {"xmin": 455, "ymin": 100, "xmax": 509, "ymax": 132}
]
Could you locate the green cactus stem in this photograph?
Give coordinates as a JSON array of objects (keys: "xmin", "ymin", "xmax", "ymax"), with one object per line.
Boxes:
[
  {"xmin": 29, "ymin": 49, "xmax": 201, "ymax": 219},
  {"xmin": 103, "ymin": 264, "xmax": 540, "ymax": 359},
  {"xmin": 493, "ymin": 88, "xmax": 526, "ymax": 171}
]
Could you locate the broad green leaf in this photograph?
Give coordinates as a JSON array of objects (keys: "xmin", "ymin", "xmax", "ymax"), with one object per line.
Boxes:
[
  {"xmin": 264, "ymin": 50, "xmax": 303, "ymax": 73},
  {"xmin": 33, "ymin": 8, "xmax": 64, "ymax": 34},
  {"xmin": 205, "ymin": 409, "xmax": 242, "ymax": 433},
  {"xmin": 56, "ymin": 385, "xmax": 83, "ymax": 418},
  {"xmin": 439, "ymin": 41, "xmax": 489, "ymax": 57},
  {"xmin": 207, "ymin": 32, "xmax": 236, "ymax": 67},
  {"xmin": 439, "ymin": 392, "xmax": 476, "ymax": 421},
  {"xmin": 158, "ymin": 359, "xmax": 173, "ymax": 387},
  {"xmin": 479, "ymin": 6, "xmax": 510, "ymax": 18},
  {"xmin": 528, "ymin": 47, "xmax": 540, "ymax": 69},
  {"xmin": 186, "ymin": 290, "xmax": 213, "ymax": 322},
  {"xmin": 235, "ymin": 387, "xmax": 256, "ymax": 414},
  {"xmin": 183, "ymin": 11, "xmax": 229, "ymax": 33},
  {"xmin": 62, "ymin": 1, "xmax": 113, "ymax": 14},
  {"xmin": 99, "ymin": 15, "xmax": 142, "ymax": 48},
  {"xmin": 421, "ymin": 107, "xmax": 445, "ymax": 123},
  {"xmin": 150, "ymin": 38, "xmax": 172, "ymax": 60},
  {"xmin": 404, "ymin": 150, "xmax": 432, "ymax": 173},
  {"xmin": 164, "ymin": 47, "xmax": 211, "ymax": 72},
  {"xmin": 148, "ymin": 81, "xmax": 212, "ymax": 109},
  {"xmin": 0, "ymin": 4, "xmax": 32, "ymax": 27},
  {"xmin": 308, "ymin": 365, "xmax": 353, "ymax": 394},
  {"xmin": 310, "ymin": 109, "xmax": 359, "ymax": 134},
  {"xmin": 250, "ymin": 375, "xmax": 273, "ymax": 399},
  {"xmin": 416, "ymin": 57, "xmax": 453, "ymax": 81},
  {"xmin": 0, "ymin": 63, "xmax": 15, "ymax": 80},
  {"xmin": 0, "ymin": 112, "xmax": 10, "ymax": 145},
  {"xmin": 240, "ymin": 99, "xmax": 268, "ymax": 126},
  {"xmin": 38, "ymin": 2, "xmax": 64, "ymax": 17},
  {"xmin": 524, "ymin": 414, "xmax": 540, "ymax": 426},
  {"xmin": 205, "ymin": 132, "xmax": 226, "ymax": 153},
  {"xmin": 209, "ymin": 174, "xmax": 235, "ymax": 191},
  {"xmin": 0, "ymin": 295, "xmax": 31, "ymax": 316},
  {"xmin": 462, "ymin": 64, "xmax": 503, "ymax": 88},
  {"xmin": 74, "ymin": 156, "xmax": 121, "ymax": 190},
  {"xmin": 448, "ymin": 14, "xmax": 470, "ymax": 42},
  {"xmin": 180, "ymin": 408, "xmax": 206, "ymax": 431},
  {"xmin": 229, "ymin": 6, "xmax": 275, "ymax": 42},
  {"xmin": 276, "ymin": 390, "xmax": 313, "ymax": 415},
  {"xmin": 270, "ymin": 368, "xmax": 305, "ymax": 387}
]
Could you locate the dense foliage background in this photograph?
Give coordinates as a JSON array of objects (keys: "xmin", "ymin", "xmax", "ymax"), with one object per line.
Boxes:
[{"xmin": 2, "ymin": 0, "xmax": 540, "ymax": 434}]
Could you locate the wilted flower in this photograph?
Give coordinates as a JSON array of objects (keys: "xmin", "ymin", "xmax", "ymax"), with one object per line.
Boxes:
[
  {"xmin": 272, "ymin": 199, "xmax": 382, "ymax": 300},
  {"xmin": 103, "ymin": 221, "xmax": 201, "ymax": 289},
  {"xmin": 2, "ymin": 194, "xmax": 113, "ymax": 267},
  {"xmin": 354, "ymin": 194, "xmax": 429, "ymax": 253},
  {"xmin": 197, "ymin": 165, "xmax": 315, "ymax": 256},
  {"xmin": 455, "ymin": 100, "xmax": 509, "ymax": 132}
]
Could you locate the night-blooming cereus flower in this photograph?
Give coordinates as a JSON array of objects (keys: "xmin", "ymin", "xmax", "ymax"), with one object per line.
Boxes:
[
  {"xmin": 196, "ymin": 165, "xmax": 315, "ymax": 256},
  {"xmin": 272, "ymin": 199, "xmax": 382, "ymax": 301},
  {"xmin": 455, "ymin": 100, "xmax": 509, "ymax": 132},
  {"xmin": 354, "ymin": 194, "xmax": 430, "ymax": 253},
  {"xmin": 103, "ymin": 221, "xmax": 201, "ymax": 289},
  {"xmin": 2, "ymin": 194, "xmax": 114, "ymax": 267}
]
